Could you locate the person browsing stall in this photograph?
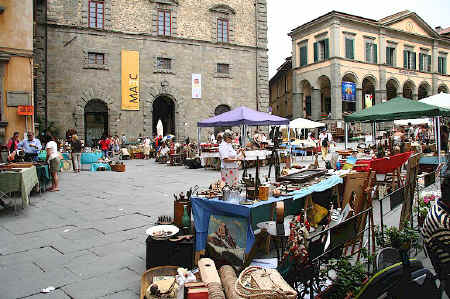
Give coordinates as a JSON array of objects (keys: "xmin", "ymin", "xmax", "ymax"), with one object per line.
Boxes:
[
  {"xmin": 45, "ymin": 134, "xmax": 61, "ymax": 192},
  {"xmin": 219, "ymin": 132, "xmax": 243, "ymax": 186},
  {"xmin": 319, "ymin": 128, "xmax": 333, "ymax": 160},
  {"xmin": 7, "ymin": 132, "xmax": 20, "ymax": 154},
  {"xmin": 18, "ymin": 131, "xmax": 42, "ymax": 160}
]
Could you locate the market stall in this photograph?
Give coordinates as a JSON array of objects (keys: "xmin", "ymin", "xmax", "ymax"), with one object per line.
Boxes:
[{"xmin": 0, "ymin": 165, "xmax": 38, "ymax": 213}]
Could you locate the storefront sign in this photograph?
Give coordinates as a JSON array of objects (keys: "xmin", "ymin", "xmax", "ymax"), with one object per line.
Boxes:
[
  {"xmin": 17, "ymin": 105, "xmax": 33, "ymax": 115},
  {"xmin": 121, "ymin": 50, "xmax": 140, "ymax": 110},
  {"xmin": 365, "ymin": 94, "xmax": 373, "ymax": 108},
  {"xmin": 342, "ymin": 81, "xmax": 356, "ymax": 102},
  {"xmin": 192, "ymin": 74, "xmax": 201, "ymax": 99}
]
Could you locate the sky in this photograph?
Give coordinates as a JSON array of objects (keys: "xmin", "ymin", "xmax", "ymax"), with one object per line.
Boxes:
[{"xmin": 267, "ymin": 0, "xmax": 450, "ymax": 78}]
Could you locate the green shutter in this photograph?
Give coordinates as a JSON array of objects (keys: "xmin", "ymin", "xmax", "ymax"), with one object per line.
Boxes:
[
  {"xmin": 419, "ymin": 53, "xmax": 423, "ymax": 71},
  {"xmin": 365, "ymin": 43, "xmax": 370, "ymax": 62},
  {"xmin": 403, "ymin": 50, "xmax": 408, "ymax": 68},
  {"xmin": 386, "ymin": 47, "xmax": 390, "ymax": 65},
  {"xmin": 314, "ymin": 42, "xmax": 318, "ymax": 62},
  {"xmin": 345, "ymin": 38, "xmax": 354, "ymax": 59},
  {"xmin": 350, "ymin": 39, "xmax": 354, "ymax": 59},
  {"xmin": 324, "ymin": 39, "xmax": 330, "ymax": 59},
  {"xmin": 442, "ymin": 57, "xmax": 447, "ymax": 75},
  {"xmin": 412, "ymin": 52, "xmax": 416, "ymax": 69},
  {"xmin": 373, "ymin": 44, "xmax": 377, "ymax": 63},
  {"xmin": 427, "ymin": 55, "xmax": 432, "ymax": 72},
  {"xmin": 438, "ymin": 57, "xmax": 442, "ymax": 73},
  {"xmin": 300, "ymin": 46, "xmax": 307, "ymax": 66}
]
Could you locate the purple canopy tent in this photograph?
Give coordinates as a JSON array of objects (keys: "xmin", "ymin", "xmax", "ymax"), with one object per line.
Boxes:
[
  {"xmin": 197, "ymin": 106, "xmax": 289, "ymax": 127},
  {"xmin": 196, "ymin": 106, "xmax": 290, "ymax": 147}
]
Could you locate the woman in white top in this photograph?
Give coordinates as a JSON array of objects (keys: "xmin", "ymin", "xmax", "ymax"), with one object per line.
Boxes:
[
  {"xmin": 143, "ymin": 136, "xmax": 151, "ymax": 159},
  {"xmin": 45, "ymin": 133, "xmax": 60, "ymax": 192},
  {"xmin": 219, "ymin": 132, "xmax": 243, "ymax": 186}
]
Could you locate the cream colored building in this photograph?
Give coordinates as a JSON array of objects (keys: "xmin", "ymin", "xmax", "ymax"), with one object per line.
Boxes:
[{"xmin": 289, "ymin": 10, "xmax": 450, "ymax": 123}]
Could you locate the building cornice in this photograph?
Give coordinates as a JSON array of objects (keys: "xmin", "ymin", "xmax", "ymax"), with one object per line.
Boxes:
[{"xmin": 47, "ymin": 23, "xmax": 268, "ymax": 52}]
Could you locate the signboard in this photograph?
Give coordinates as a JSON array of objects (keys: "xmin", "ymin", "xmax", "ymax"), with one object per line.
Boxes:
[
  {"xmin": 121, "ymin": 50, "xmax": 140, "ymax": 110},
  {"xmin": 7, "ymin": 91, "xmax": 30, "ymax": 107},
  {"xmin": 365, "ymin": 94, "xmax": 373, "ymax": 108},
  {"xmin": 17, "ymin": 105, "xmax": 34, "ymax": 116},
  {"xmin": 192, "ymin": 74, "xmax": 201, "ymax": 99},
  {"xmin": 341, "ymin": 81, "xmax": 356, "ymax": 102}
]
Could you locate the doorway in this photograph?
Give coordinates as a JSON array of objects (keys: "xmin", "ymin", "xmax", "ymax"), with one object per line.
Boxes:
[
  {"xmin": 153, "ymin": 95, "xmax": 175, "ymax": 136},
  {"xmin": 84, "ymin": 99, "xmax": 108, "ymax": 147}
]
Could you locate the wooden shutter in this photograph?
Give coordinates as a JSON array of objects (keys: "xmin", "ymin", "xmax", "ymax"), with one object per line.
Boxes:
[
  {"xmin": 373, "ymin": 44, "xmax": 377, "ymax": 63},
  {"xmin": 442, "ymin": 57, "xmax": 447, "ymax": 75},
  {"xmin": 427, "ymin": 55, "xmax": 432, "ymax": 72},
  {"xmin": 324, "ymin": 39, "xmax": 330, "ymax": 59},
  {"xmin": 314, "ymin": 42, "xmax": 318, "ymax": 62},
  {"xmin": 350, "ymin": 39, "xmax": 354, "ymax": 59},
  {"xmin": 403, "ymin": 50, "xmax": 408, "ymax": 68},
  {"xmin": 365, "ymin": 43, "xmax": 371, "ymax": 62},
  {"xmin": 419, "ymin": 53, "xmax": 423, "ymax": 71},
  {"xmin": 412, "ymin": 52, "xmax": 416, "ymax": 69}
]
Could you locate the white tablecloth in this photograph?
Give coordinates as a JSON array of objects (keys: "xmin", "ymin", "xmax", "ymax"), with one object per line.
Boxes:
[{"xmin": 200, "ymin": 150, "xmax": 273, "ymax": 167}]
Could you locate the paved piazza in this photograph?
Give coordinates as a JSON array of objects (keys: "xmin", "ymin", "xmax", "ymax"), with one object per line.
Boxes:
[
  {"xmin": 0, "ymin": 156, "xmax": 441, "ymax": 298},
  {"xmin": 0, "ymin": 160, "xmax": 276, "ymax": 299}
]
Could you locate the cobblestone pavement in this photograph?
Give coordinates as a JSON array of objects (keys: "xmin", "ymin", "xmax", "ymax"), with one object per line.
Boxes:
[{"xmin": 0, "ymin": 154, "xmax": 444, "ymax": 298}]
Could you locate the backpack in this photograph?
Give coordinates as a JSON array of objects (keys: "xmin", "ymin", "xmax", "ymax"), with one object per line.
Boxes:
[{"xmin": 322, "ymin": 136, "xmax": 328, "ymax": 147}]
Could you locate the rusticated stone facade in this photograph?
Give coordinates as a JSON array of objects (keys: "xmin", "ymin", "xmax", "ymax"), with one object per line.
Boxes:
[{"xmin": 35, "ymin": 0, "xmax": 269, "ymax": 143}]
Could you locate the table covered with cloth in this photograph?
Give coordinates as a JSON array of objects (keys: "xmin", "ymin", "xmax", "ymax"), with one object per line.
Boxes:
[
  {"xmin": 0, "ymin": 166, "xmax": 39, "ymax": 206},
  {"xmin": 353, "ymin": 151, "xmax": 412, "ymax": 173},
  {"xmin": 90, "ymin": 163, "xmax": 111, "ymax": 172},
  {"xmin": 191, "ymin": 175, "xmax": 343, "ymax": 254},
  {"xmin": 61, "ymin": 152, "xmax": 103, "ymax": 164},
  {"xmin": 35, "ymin": 164, "xmax": 50, "ymax": 192}
]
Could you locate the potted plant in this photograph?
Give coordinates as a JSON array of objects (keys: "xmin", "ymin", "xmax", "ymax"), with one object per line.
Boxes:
[
  {"xmin": 414, "ymin": 192, "xmax": 439, "ymax": 227},
  {"xmin": 316, "ymin": 257, "xmax": 369, "ymax": 299},
  {"xmin": 374, "ymin": 224, "xmax": 421, "ymax": 252}
]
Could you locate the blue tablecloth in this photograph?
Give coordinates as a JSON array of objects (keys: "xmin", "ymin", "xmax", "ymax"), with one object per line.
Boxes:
[
  {"xmin": 61, "ymin": 152, "xmax": 103, "ymax": 164},
  {"xmin": 90, "ymin": 163, "xmax": 111, "ymax": 172},
  {"xmin": 192, "ymin": 175, "xmax": 343, "ymax": 253},
  {"xmin": 419, "ymin": 156, "xmax": 447, "ymax": 165}
]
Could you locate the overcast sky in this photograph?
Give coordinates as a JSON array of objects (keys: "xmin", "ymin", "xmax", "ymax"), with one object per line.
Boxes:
[{"xmin": 267, "ymin": 0, "xmax": 450, "ymax": 78}]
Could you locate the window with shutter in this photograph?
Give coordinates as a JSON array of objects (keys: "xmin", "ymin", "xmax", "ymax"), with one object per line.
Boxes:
[
  {"xmin": 439, "ymin": 57, "xmax": 447, "ymax": 74},
  {"xmin": 365, "ymin": 43, "xmax": 371, "ymax": 63},
  {"xmin": 345, "ymin": 38, "xmax": 354, "ymax": 59},
  {"xmin": 373, "ymin": 44, "xmax": 377, "ymax": 64},
  {"xmin": 427, "ymin": 55, "xmax": 432, "ymax": 72},
  {"xmin": 89, "ymin": 0, "xmax": 104, "ymax": 29},
  {"xmin": 419, "ymin": 53, "xmax": 423, "ymax": 71},
  {"xmin": 324, "ymin": 39, "xmax": 329, "ymax": 59},
  {"xmin": 412, "ymin": 52, "xmax": 416, "ymax": 70},
  {"xmin": 158, "ymin": 10, "xmax": 171, "ymax": 36},
  {"xmin": 313, "ymin": 42, "xmax": 318, "ymax": 62},
  {"xmin": 300, "ymin": 46, "xmax": 307, "ymax": 66},
  {"xmin": 403, "ymin": 50, "xmax": 408, "ymax": 68}
]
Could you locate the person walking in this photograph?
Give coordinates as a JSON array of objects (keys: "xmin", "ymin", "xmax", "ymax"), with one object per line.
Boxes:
[
  {"xmin": 71, "ymin": 134, "xmax": 82, "ymax": 173},
  {"xmin": 219, "ymin": 132, "xmax": 243, "ymax": 186},
  {"xmin": 319, "ymin": 128, "xmax": 333, "ymax": 160},
  {"xmin": 45, "ymin": 134, "xmax": 61, "ymax": 192}
]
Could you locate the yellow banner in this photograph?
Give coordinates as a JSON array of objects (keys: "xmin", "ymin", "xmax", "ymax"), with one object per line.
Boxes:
[{"xmin": 121, "ymin": 50, "xmax": 140, "ymax": 110}]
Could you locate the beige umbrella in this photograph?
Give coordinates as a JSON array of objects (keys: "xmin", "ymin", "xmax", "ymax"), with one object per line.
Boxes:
[{"xmin": 157, "ymin": 119, "xmax": 164, "ymax": 137}]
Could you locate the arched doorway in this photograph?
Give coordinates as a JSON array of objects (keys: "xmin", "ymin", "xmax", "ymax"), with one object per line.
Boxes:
[
  {"xmin": 214, "ymin": 104, "xmax": 231, "ymax": 135},
  {"xmin": 342, "ymin": 73, "xmax": 357, "ymax": 114},
  {"xmin": 403, "ymin": 81, "xmax": 415, "ymax": 100},
  {"xmin": 153, "ymin": 95, "xmax": 175, "ymax": 136},
  {"xmin": 386, "ymin": 78, "xmax": 398, "ymax": 100},
  {"xmin": 438, "ymin": 84, "xmax": 449, "ymax": 93},
  {"xmin": 301, "ymin": 80, "xmax": 312, "ymax": 118},
  {"xmin": 84, "ymin": 99, "xmax": 108, "ymax": 147},
  {"xmin": 318, "ymin": 76, "xmax": 331, "ymax": 118},
  {"xmin": 418, "ymin": 82, "xmax": 430, "ymax": 100},
  {"xmin": 362, "ymin": 77, "xmax": 376, "ymax": 108}
]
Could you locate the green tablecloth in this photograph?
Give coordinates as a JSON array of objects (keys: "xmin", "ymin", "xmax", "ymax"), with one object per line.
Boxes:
[
  {"xmin": 36, "ymin": 164, "xmax": 50, "ymax": 192},
  {"xmin": 0, "ymin": 166, "xmax": 39, "ymax": 206}
]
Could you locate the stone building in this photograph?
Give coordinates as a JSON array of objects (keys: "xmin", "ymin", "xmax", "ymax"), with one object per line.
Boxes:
[
  {"xmin": 286, "ymin": 10, "xmax": 450, "ymax": 125},
  {"xmin": 269, "ymin": 57, "xmax": 292, "ymax": 119},
  {"xmin": 34, "ymin": 0, "xmax": 268, "ymax": 145},
  {"xmin": 0, "ymin": 0, "xmax": 34, "ymax": 145}
]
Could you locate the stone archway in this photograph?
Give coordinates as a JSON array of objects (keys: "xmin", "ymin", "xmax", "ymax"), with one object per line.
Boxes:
[
  {"xmin": 84, "ymin": 99, "xmax": 108, "ymax": 147},
  {"xmin": 418, "ymin": 81, "xmax": 430, "ymax": 100},
  {"xmin": 362, "ymin": 76, "xmax": 376, "ymax": 109},
  {"xmin": 318, "ymin": 76, "xmax": 331, "ymax": 118},
  {"xmin": 300, "ymin": 80, "xmax": 312, "ymax": 118},
  {"xmin": 386, "ymin": 78, "xmax": 399, "ymax": 100},
  {"xmin": 142, "ymin": 81, "xmax": 184, "ymax": 140},
  {"xmin": 73, "ymin": 88, "xmax": 119, "ymax": 142},
  {"xmin": 342, "ymin": 73, "xmax": 358, "ymax": 113},
  {"xmin": 438, "ymin": 84, "xmax": 449, "ymax": 94},
  {"xmin": 403, "ymin": 80, "xmax": 415, "ymax": 100},
  {"xmin": 153, "ymin": 95, "xmax": 176, "ymax": 136}
]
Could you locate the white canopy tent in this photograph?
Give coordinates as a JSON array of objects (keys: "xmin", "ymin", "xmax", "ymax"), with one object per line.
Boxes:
[
  {"xmin": 393, "ymin": 118, "xmax": 432, "ymax": 126},
  {"xmin": 420, "ymin": 92, "xmax": 450, "ymax": 109},
  {"xmin": 288, "ymin": 118, "xmax": 325, "ymax": 129}
]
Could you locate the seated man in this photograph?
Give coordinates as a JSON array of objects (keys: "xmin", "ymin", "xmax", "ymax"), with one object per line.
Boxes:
[
  {"xmin": 422, "ymin": 159, "xmax": 450, "ymax": 296},
  {"xmin": 18, "ymin": 131, "xmax": 42, "ymax": 161},
  {"xmin": 156, "ymin": 142, "xmax": 169, "ymax": 162}
]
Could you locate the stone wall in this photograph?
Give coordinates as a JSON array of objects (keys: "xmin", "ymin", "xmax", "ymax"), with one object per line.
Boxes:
[{"xmin": 38, "ymin": 0, "xmax": 268, "ymax": 141}]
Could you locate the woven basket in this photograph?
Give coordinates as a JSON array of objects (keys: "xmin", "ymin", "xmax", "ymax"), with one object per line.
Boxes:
[
  {"xmin": 234, "ymin": 266, "xmax": 297, "ymax": 299},
  {"xmin": 140, "ymin": 266, "xmax": 178, "ymax": 299},
  {"xmin": 111, "ymin": 164, "xmax": 126, "ymax": 172}
]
